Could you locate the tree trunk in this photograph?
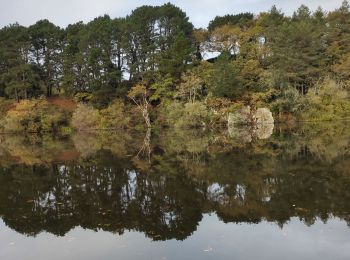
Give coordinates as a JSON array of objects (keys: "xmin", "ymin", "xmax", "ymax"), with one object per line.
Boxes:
[
  {"xmin": 142, "ymin": 108, "xmax": 151, "ymax": 129},
  {"xmin": 15, "ymin": 89, "xmax": 19, "ymax": 102}
]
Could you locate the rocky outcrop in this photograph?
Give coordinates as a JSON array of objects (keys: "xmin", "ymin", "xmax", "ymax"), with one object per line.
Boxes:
[
  {"xmin": 228, "ymin": 106, "xmax": 253, "ymax": 127},
  {"xmin": 255, "ymin": 108, "xmax": 274, "ymax": 126},
  {"xmin": 228, "ymin": 106, "xmax": 274, "ymax": 142}
]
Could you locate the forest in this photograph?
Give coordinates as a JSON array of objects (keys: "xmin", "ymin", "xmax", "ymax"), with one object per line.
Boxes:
[{"xmin": 0, "ymin": 1, "xmax": 350, "ymax": 133}]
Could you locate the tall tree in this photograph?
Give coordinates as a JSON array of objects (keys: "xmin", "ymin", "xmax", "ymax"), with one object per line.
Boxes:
[
  {"xmin": 124, "ymin": 4, "xmax": 194, "ymax": 82},
  {"xmin": 327, "ymin": 1, "xmax": 350, "ymax": 83},
  {"xmin": 208, "ymin": 51, "xmax": 243, "ymax": 99},
  {"xmin": 268, "ymin": 6, "xmax": 327, "ymax": 94},
  {"xmin": 0, "ymin": 24, "xmax": 42, "ymax": 100},
  {"xmin": 61, "ymin": 22, "xmax": 86, "ymax": 95},
  {"xmin": 28, "ymin": 20, "xmax": 63, "ymax": 97}
]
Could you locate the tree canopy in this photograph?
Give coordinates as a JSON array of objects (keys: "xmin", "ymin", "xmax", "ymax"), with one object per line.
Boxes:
[{"xmin": 0, "ymin": 2, "xmax": 349, "ymax": 110}]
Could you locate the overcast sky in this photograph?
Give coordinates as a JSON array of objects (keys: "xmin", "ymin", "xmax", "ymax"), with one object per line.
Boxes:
[{"xmin": 0, "ymin": 0, "xmax": 346, "ymax": 28}]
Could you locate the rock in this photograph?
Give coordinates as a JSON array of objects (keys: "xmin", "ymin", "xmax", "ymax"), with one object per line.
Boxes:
[
  {"xmin": 255, "ymin": 108, "xmax": 274, "ymax": 125},
  {"xmin": 228, "ymin": 107, "xmax": 274, "ymax": 142},
  {"xmin": 228, "ymin": 106, "xmax": 252, "ymax": 127},
  {"xmin": 255, "ymin": 124, "xmax": 274, "ymax": 140},
  {"xmin": 228, "ymin": 125, "xmax": 253, "ymax": 143}
]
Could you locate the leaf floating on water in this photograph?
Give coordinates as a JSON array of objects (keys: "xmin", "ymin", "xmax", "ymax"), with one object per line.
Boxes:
[
  {"xmin": 203, "ymin": 247, "xmax": 213, "ymax": 252},
  {"xmin": 26, "ymin": 200, "xmax": 34, "ymax": 203},
  {"xmin": 295, "ymin": 207, "xmax": 308, "ymax": 213}
]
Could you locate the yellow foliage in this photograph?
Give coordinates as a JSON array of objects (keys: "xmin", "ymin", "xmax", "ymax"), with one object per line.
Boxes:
[
  {"xmin": 71, "ymin": 103, "xmax": 100, "ymax": 131},
  {"xmin": 99, "ymin": 99, "xmax": 130, "ymax": 129},
  {"xmin": 302, "ymin": 78, "xmax": 350, "ymax": 121},
  {"xmin": 1, "ymin": 99, "xmax": 69, "ymax": 133}
]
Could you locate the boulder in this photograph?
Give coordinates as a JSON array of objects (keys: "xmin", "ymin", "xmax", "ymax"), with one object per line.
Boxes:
[
  {"xmin": 255, "ymin": 108, "xmax": 274, "ymax": 125},
  {"xmin": 228, "ymin": 107, "xmax": 274, "ymax": 142},
  {"xmin": 227, "ymin": 106, "xmax": 252, "ymax": 127},
  {"xmin": 228, "ymin": 125, "xmax": 253, "ymax": 143},
  {"xmin": 255, "ymin": 124, "xmax": 274, "ymax": 140}
]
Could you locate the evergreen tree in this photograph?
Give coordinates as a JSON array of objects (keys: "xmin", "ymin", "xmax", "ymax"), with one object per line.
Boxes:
[
  {"xmin": 28, "ymin": 20, "xmax": 63, "ymax": 97},
  {"xmin": 269, "ymin": 6, "xmax": 327, "ymax": 94}
]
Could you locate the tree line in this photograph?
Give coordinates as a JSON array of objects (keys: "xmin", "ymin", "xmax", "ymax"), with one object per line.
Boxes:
[
  {"xmin": 0, "ymin": 3, "xmax": 193, "ymax": 103},
  {"xmin": 0, "ymin": 2, "xmax": 350, "ymax": 108}
]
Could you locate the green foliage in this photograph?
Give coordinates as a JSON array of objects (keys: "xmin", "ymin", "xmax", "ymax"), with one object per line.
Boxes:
[
  {"xmin": 1, "ymin": 2, "xmax": 350, "ymax": 127},
  {"xmin": 208, "ymin": 52, "xmax": 244, "ymax": 99},
  {"xmin": 272, "ymin": 87, "xmax": 306, "ymax": 115},
  {"xmin": 28, "ymin": 19, "xmax": 63, "ymax": 97},
  {"xmin": 0, "ymin": 3, "xmax": 194, "ymax": 104},
  {"xmin": 302, "ymin": 78, "xmax": 350, "ymax": 121},
  {"xmin": 269, "ymin": 14, "xmax": 327, "ymax": 93},
  {"xmin": 326, "ymin": 1, "xmax": 350, "ymax": 69},
  {"xmin": 150, "ymin": 76, "xmax": 175, "ymax": 101},
  {"xmin": 332, "ymin": 53, "xmax": 350, "ymax": 88},
  {"xmin": 0, "ymin": 97, "xmax": 12, "ymax": 115},
  {"xmin": 0, "ymin": 24, "xmax": 44, "ymax": 99},
  {"xmin": 99, "ymin": 100, "xmax": 130, "ymax": 129},
  {"xmin": 165, "ymin": 101, "xmax": 211, "ymax": 129},
  {"xmin": 176, "ymin": 62, "xmax": 212, "ymax": 102},
  {"xmin": 208, "ymin": 13, "xmax": 254, "ymax": 31},
  {"xmin": 123, "ymin": 3, "xmax": 194, "ymax": 81},
  {"xmin": 74, "ymin": 92, "xmax": 94, "ymax": 103}
]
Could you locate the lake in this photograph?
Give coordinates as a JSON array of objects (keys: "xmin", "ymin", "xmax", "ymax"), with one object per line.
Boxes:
[{"xmin": 0, "ymin": 122, "xmax": 349, "ymax": 260}]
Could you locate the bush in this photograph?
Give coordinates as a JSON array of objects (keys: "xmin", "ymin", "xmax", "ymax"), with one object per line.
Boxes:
[
  {"xmin": 165, "ymin": 101, "xmax": 211, "ymax": 129},
  {"xmin": 302, "ymin": 79, "xmax": 350, "ymax": 121},
  {"xmin": 271, "ymin": 87, "xmax": 306, "ymax": 115},
  {"xmin": 71, "ymin": 104, "xmax": 100, "ymax": 131},
  {"xmin": 99, "ymin": 99, "xmax": 130, "ymax": 129},
  {"xmin": 0, "ymin": 98, "xmax": 13, "ymax": 132},
  {"xmin": 0, "ymin": 98, "xmax": 12, "ymax": 115},
  {"xmin": 1, "ymin": 99, "xmax": 69, "ymax": 133}
]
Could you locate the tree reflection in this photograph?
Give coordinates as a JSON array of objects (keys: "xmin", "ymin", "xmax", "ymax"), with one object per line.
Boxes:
[{"xmin": 0, "ymin": 122, "xmax": 349, "ymax": 240}]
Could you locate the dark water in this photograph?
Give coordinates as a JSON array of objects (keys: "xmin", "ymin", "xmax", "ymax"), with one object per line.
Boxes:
[{"xmin": 0, "ymin": 122, "xmax": 349, "ymax": 260}]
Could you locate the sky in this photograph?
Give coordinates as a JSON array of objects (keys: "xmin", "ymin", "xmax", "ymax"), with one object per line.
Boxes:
[{"xmin": 0, "ymin": 0, "xmax": 346, "ymax": 29}]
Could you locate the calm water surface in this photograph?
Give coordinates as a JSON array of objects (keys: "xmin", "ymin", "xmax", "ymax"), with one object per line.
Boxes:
[{"xmin": 0, "ymin": 122, "xmax": 349, "ymax": 259}]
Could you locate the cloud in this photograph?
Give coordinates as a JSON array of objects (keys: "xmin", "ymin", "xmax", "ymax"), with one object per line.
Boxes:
[{"xmin": 0, "ymin": 0, "xmax": 346, "ymax": 28}]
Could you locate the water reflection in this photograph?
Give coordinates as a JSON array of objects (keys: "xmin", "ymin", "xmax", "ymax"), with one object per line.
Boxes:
[{"xmin": 0, "ymin": 122, "xmax": 349, "ymax": 241}]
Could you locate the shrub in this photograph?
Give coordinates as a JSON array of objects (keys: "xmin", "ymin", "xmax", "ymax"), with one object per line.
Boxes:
[
  {"xmin": 166, "ymin": 101, "xmax": 211, "ymax": 129},
  {"xmin": 271, "ymin": 87, "xmax": 306, "ymax": 115},
  {"xmin": 1, "ymin": 99, "xmax": 69, "ymax": 133},
  {"xmin": 302, "ymin": 78, "xmax": 350, "ymax": 121},
  {"xmin": 0, "ymin": 98, "xmax": 12, "ymax": 115},
  {"xmin": 99, "ymin": 100, "xmax": 130, "ymax": 129},
  {"xmin": 71, "ymin": 103, "xmax": 100, "ymax": 131}
]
